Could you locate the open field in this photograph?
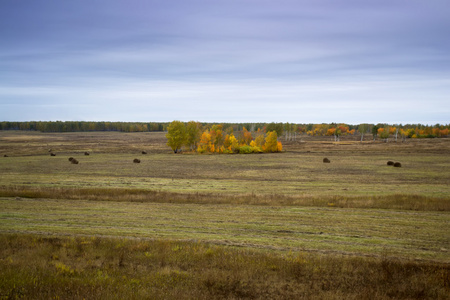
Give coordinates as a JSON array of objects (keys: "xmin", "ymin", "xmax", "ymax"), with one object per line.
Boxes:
[
  {"xmin": 1, "ymin": 131, "xmax": 450, "ymax": 201},
  {"xmin": 1, "ymin": 198, "xmax": 449, "ymax": 262},
  {"xmin": 1, "ymin": 131, "xmax": 449, "ymax": 298}
]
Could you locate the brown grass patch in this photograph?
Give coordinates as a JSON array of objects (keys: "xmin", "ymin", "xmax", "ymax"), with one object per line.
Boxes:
[
  {"xmin": 0, "ymin": 233, "xmax": 448, "ymax": 300},
  {"xmin": 1, "ymin": 186, "xmax": 449, "ymax": 211}
]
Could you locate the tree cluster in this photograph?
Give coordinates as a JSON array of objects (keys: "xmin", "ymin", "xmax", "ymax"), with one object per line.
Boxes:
[{"xmin": 166, "ymin": 121, "xmax": 282, "ymax": 154}]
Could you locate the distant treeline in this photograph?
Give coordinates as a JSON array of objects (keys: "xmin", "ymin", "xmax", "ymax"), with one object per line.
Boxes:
[
  {"xmin": 0, "ymin": 121, "xmax": 167, "ymax": 132},
  {"xmin": 0, "ymin": 121, "xmax": 448, "ymax": 138},
  {"xmin": 0, "ymin": 121, "xmax": 269, "ymax": 133}
]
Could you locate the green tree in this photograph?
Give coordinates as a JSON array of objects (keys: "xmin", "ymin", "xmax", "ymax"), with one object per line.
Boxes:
[
  {"xmin": 372, "ymin": 125, "xmax": 379, "ymax": 141},
  {"xmin": 166, "ymin": 121, "xmax": 187, "ymax": 153},
  {"xmin": 186, "ymin": 121, "xmax": 202, "ymax": 151},
  {"xmin": 266, "ymin": 123, "xmax": 284, "ymax": 136},
  {"xmin": 358, "ymin": 123, "xmax": 369, "ymax": 142}
]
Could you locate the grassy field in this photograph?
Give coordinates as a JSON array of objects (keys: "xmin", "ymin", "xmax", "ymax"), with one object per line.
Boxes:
[
  {"xmin": 1, "ymin": 198, "xmax": 449, "ymax": 262},
  {"xmin": 1, "ymin": 131, "xmax": 449, "ymax": 299},
  {"xmin": 1, "ymin": 131, "xmax": 450, "ymax": 200}
]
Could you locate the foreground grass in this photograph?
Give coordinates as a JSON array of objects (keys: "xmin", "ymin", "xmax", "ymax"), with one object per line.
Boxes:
[
  {"xmin": 1, "ymin": 234, "xmax": 449, "ymax": 300},
  {"xmin": 1, "ymin": 197, "xmax": 449, "ymax": 262}
]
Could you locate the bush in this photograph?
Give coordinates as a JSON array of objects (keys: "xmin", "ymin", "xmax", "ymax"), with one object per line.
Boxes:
[
  {"xmin": 238, "ymin": 146, "xmax": 262, "ymax": 154},
  {"xmin": 239, "ymin": 145, "xmax": 254, "ymax": 154}
]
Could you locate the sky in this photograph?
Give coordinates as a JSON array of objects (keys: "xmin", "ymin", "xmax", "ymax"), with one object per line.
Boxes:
[{"xmin": 0, "ymin": 0, "xmax": 449, "ymax": 125}]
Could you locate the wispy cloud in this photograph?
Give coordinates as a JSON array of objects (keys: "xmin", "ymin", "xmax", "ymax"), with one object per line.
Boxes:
[{"xmin": 1, "ymin": 0, "xmax": 449, "ymax": 123}]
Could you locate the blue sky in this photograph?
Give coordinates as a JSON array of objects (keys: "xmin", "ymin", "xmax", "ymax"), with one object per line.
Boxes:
[{"xmin": 1, "ymin": 0, "xmax": 449, "ymax": 124}]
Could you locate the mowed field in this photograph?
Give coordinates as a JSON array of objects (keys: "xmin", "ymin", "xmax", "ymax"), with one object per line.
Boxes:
[
  {"xmin": 1, "ymin": 131, "xmax": 449, "ymax": 299},
  {"xmin": 1, "ymin": 131, "xmax": 450, "ymax": 198}
]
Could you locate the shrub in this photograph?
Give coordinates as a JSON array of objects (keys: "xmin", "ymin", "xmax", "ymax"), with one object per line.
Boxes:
[
  {"xmin": 71, "ymin": 158, "xmax": 79, "ymax": 164},
  {"xmin": 84, "ymin": 152, "xmax": 90, "ymax": 156},
  {"xmin": 387, "ymin": 161, "xmax": 394, "ymax": 166},
  {"xmin": 393, "ymin": 162, "xmax": 402, "ymax": 167},
  {"xmin": 239, "ymin": 146, "xmax": 253, "ymax": 154},
  {"xmin": 133, "ymin": 159, "xmax": 141, "ymax": 163},
  {"xmin": 323, "ymin": 158, "xmax": 330, "ymax": 163}
]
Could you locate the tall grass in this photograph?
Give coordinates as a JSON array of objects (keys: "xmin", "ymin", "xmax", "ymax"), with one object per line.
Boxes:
[
  {"xmin": 1, "ymin": 185, "xmax": 449, "ymax": 211},
  {"xmin": 1, "ymin": 234, "xmax": 448, "ymax": 299}
]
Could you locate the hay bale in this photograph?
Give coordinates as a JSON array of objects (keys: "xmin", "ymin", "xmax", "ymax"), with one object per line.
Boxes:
[
  {"xmin": 68, "ymin": 157, "xmax": 74, "ymax": 161},
  {"xmin": 50, "ymin": 153, "xmax": 56, "ymax": 156},
  {"xmin": 387, "ymin": 161, "xmax": 394, "ymax": 166},
  {"xmin": 323, "ymin": 158, "xmax": 330, "ymax": 163},
  {"xmin": 71, "ymin": 158, "xmax": 79, "ymax": 164},
  {"xmin": 84, "ymin": 152, "xmax": 90, "ymax": 156},
  {"xmin": 142, "ymin": 151, "xmax": 147, "ymax": 154},
  {"xmin": 133, "ymin": 158, "xmax": 141, "ymax": 163},
  {"xmin": 393, "ymin": 162, "xmax": 402, "ymax": 167}
]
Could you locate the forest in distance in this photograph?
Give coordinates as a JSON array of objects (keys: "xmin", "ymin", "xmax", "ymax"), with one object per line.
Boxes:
[{"xmin": 1, "ymin": 120, "xmax": 449, "ymax": 139}]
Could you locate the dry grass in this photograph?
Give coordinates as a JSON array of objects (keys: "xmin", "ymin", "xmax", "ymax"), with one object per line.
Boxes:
[
  {"xmin": 1, "ymin": 131, "xmax": 450, "ymax": 202},
  {"xmin": 1, "ymin": 197, "xmax": 449, "ymax": 262},
  {"xmin": 1, "ymin": 234, "xmax": 449, "ymax": 300},
  {"xmin": 1, "ymin": 185, "xmax": 449, "ymax": 211},
  {"xmin": 0, "ymin": 131, "xmax": 168, "ymax": 156}
]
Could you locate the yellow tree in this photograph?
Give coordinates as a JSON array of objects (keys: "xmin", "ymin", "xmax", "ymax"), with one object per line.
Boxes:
[
  {"xmin": 197, "ymin": 131, "xmax": 212, "ymax": 153},
  {"xmin": 166, "ymin": 121, "xmax": 187, "ymax": 153},
  {"xmin": 240, "ymin": 127, "xmax": 253, "ymax": 145},
  {"xmin": 210, "ymin": 125, "xmax": 224, "ymax": 152},
  {"xmin": 253, "ymin": 129, "xmax": 265, "ymax": 148},
  {"xmin": 264, "ymin": 131, "xmax": 280, "ymax": 152},
  {"xmin": 399, "ymin": 129, "xmax": 408, "ymax": 142}
]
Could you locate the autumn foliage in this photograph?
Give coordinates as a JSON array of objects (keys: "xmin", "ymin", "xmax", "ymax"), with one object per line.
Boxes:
[
  {"xmin": 166, "ymin": 121, "xmax": 449, "ymax": 153},
  {"xmin": 166, "ymin": 121, "xmax": 282, "ymax": 154}
]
